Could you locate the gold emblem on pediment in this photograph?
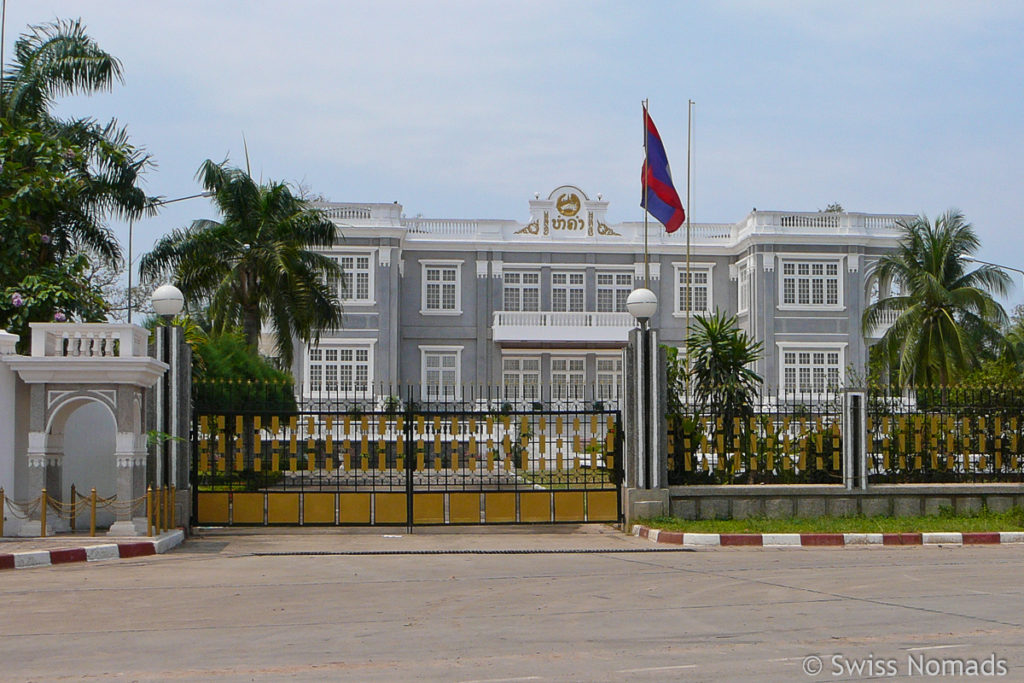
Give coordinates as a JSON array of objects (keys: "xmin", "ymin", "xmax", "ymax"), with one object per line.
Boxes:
[
  {"xmin": 556, "ymin": 193, "xmax": 581, "ymax": 217},
  {"xmin": 514, "ymin": 221, "xmax": 540, "ymax": 235}
]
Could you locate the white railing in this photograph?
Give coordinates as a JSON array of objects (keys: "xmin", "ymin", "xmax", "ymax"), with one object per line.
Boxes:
[
  {"xmin": 867, "ymin": 309, "xmax": 900, "ymax": 337},
  {"xmin": 743, "ymin": 211, "xmax": 910, "ymax": 234},
  {"xmin": 404, "ymin": 218, "xmax": 481, "ymax": 235},
  {"xmin": 312, "ymin": 202, "xmax": 403, "ymax": 223},
  {"xmin": 29, "ymin": 323, "xmax": 150, "ymax": 358},
  {"xmin": 492, "ymin": 311, "xmax": 634, "ymax": 343},
  {"xmin": 661, "ymin": 222, "xmax": 734, "ymax": 241}
]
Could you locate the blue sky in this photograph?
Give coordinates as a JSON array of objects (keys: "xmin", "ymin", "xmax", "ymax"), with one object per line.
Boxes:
[{"xmin": 6, "ymin": 1, "xmax": 1024, "ymax": 306}]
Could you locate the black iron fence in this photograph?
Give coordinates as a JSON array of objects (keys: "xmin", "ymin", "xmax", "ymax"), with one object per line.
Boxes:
[
  {"xmin": 667, "ymin": 386, "xmax": 1024, "ymax": 485},
  {"xmin": 667, "ymin": 389, "xmax": 845, "ymax": 485},
  {"xmin": 866, "ymin": 386, "xmax": 1024, "ymax": 483}
]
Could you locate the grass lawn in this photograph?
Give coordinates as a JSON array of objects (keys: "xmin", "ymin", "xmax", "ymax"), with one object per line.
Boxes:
[{"xmin": 638, "ymin": 507, "xmax": 1024, "ymax": 534}]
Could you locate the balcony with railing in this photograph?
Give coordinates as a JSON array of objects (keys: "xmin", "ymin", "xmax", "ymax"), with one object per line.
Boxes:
[
  {"xmin": 866, "ymin": 309, "xmax": 900, "ymax": 339},
  {"xmin": 492, "ymin": 311, "xmax": 634, "ymax": 343}
]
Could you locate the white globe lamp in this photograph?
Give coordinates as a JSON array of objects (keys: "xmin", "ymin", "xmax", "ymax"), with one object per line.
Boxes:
[
  {"xmin": 151, "ymin": 284, "xmax": 185, "ymax": 319},
  {"xmin": 626, "ymin": 288, "xmax": 658, "ymax": 327}
]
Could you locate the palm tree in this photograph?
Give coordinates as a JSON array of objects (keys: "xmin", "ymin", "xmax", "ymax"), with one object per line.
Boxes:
[
  {"xmin": 863, "ymin": 210, "xmax": 1010, "ymax": 387},
  {"xmin": 139, "ymin": 159, "xmax": 343, "ymax": 367},
  {"xmin": 686, "ymin": 311, "xmax": 763, "ymax": 413},
  {"xmin": 1, "ymin": 19, "xmax": 152, "ymax": 270}
]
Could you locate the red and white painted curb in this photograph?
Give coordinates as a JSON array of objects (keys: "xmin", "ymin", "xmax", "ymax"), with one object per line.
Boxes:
[
  {"xmin": 632, "ymin": 525, "xmax": 1024, "ymax": 548},
  {"xmin": 0, "ymin": 529, "xmax": 184, "ymax": 570}
]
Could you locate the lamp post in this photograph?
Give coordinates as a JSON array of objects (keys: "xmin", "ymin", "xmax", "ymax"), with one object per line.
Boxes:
[
  {"xmin": 626, "ymin": 288, "xmax": 658, "ymax": 489},
  {"xmin": 962, "ymin": 257, "xmax": 1024, "ymax": 287},
  {"xmin": 127, "ymin": 192, "xmax": 213, "ymax": 324},
  {"xmin": 151, "ymin": 284, "xmax": 185, "ymax": 490}
]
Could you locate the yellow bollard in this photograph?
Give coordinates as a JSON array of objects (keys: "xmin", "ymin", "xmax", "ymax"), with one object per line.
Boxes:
[
  {"xmin": 70, "ymin": 484, "xmax": 77, "ymax": 534},
  {"xmin": 161, "ymin": 486, "xmax": 168, "ymax": 533},
  {"xmin": 40, "ymin": 488, "xmax": 47, "ymax": 538},
  {"xmin": 169, "ymin": 485, "xmax": 176, "ymax": 529},
  {"xmin": 146, "ymin": 486, "xmax": 154, "ymax": 537},
  {"xmin": 90, "ymin": 489, "xmax": 97, "ymax": 537},
  {"xmin": 154, "ymin": 485, "xmax": 162, "ymax": 532}
]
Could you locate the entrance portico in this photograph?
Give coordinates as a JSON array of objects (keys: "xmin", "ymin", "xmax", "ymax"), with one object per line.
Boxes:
[{"xmin": 5, "ymin": 324, "xmax": 167, "ymax": 536}]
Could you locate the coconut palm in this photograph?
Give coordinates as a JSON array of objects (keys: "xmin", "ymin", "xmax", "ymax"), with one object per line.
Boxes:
[
  {"xmin": 863, "ymin": 210, "xmax": 1010, "ymax": 387},
  {"xmin": 139, "ymin": 159, "xmax": 343, "ymax": 367},
  {"xmin": 1, "ymin": 19, "xmax": 152, "ymax": 269}
]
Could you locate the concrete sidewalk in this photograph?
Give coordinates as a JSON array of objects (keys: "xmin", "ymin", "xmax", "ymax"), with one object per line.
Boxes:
[{"xmin": 0, "ymin": 529, "xmax": 185, "ymax": 569}]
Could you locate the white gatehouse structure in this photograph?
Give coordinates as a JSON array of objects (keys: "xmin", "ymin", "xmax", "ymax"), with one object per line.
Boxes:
[
  {"xmin": 284, "ymin": 186, "xmax": 911, "ymax": 404},
  {"xmin": 2, "ymin": 324, "xmax": 168, "ymax": 536}
]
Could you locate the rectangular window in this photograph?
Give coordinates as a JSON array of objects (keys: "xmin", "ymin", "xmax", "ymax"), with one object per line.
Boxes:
[
  {"xmin": 675, "ymin": 266, "xmax": 712, "ymax": 315},
  {"xmin": 422, "ymin": 262, "xmax": 461, "ymax": 313},
  {"xmin": 422, "ymin": 348, "xmax": 460, "ymax": 399},
  {"xmin": 781, "ymin": 348, "xmax": 842, "ymax": 393},
  {"xmin": 596, "ymin": 357, "xmax": 623, "ymax": 401},
  {"xmin": 503, "ymin": 271, "xmax": 540, "ymax": 312},
  {"xmin": 502, "ymin": 357, "xmax": 541, "ymax": 402},
  {"xmin": 781, "ymin": 260, "xmax": 841, "ymax": 308},
  {"xmin": 552, "ymin": 357, "xmax": 586, "ymax": 401},
  {"xmin": 596, "ymin": 272, "xmax": 633, "ymax": 313},
  {"xmin": 306, "ymin": 345, "xmax": 372, "ymax": 395},
  {"xmin": 737, "ymin": 261, "xmax": 751, "ymax": 314},
  {"xmin": 552, "ymin": 272, "xmax": 584, "ymax": 312},
  {"xmin": 339, "ymin": 254, "xmax": 372, "ymax": 302}
]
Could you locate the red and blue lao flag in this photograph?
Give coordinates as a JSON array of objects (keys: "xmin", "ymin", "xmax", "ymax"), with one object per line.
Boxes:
[{"xmin": 641, "ymin": 108, "xmax": 686, "ymax": 233}]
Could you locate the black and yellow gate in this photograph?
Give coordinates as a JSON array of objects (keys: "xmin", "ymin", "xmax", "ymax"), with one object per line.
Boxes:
[{"xmin": 191, "ymin": 397, "xmax": 622, "ymax": 526}]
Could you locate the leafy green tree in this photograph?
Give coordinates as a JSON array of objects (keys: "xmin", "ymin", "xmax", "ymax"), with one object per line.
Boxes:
[
  {"xmin": 863, "ymin": 210, "xmax": 1009, "ymax": 387},
  {"xmin": 0, "ymin": 19, "xmax": 152, "ymax": 343},
  {"xmin": 139, "ymin": 159, "xmax": 343, "ymax": 367},
  {"xmin": 686, "ymin": 311, "xmax": 764, "ymax": 413}
]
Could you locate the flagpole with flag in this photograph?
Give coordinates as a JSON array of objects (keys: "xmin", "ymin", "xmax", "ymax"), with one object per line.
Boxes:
[{"xmin": 640, "ymin": 104, "xmax": 687, "ymax": 294}]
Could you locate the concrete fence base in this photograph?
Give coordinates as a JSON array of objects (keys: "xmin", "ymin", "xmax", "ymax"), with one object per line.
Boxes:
[{"xmin": 669, "ymin": 484, "xmax": 1024, "ymax": 520}]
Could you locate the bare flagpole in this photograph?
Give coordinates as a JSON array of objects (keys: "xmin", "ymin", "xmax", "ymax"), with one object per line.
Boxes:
[
  {"xmin": 685, "ymin": 99, "xmax": 694, "ymax": 403},
  {"xmin": 642, "ymin": 99, "xmax": 650, "ymax": 289}
]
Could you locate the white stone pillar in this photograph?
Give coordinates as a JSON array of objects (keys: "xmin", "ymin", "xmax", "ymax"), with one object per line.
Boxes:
[
  {"xmin": 108, "ymin": 432, "xmax": 149, "ymax": 536},
  {"xmin": 0, "ymin": 331, "xmax": 18, "ymax": 535},
  {"xmin": 19, "ymin": 432, "xmax": 66, "ymax": 536}
]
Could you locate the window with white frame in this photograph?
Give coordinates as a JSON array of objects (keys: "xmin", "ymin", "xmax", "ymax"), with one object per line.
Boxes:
[
  {"xmin": 596, "ymin": 357, "xmax": 623, "ymax": 401},
  {"xmin": 421, "ymin": 347, "xmax": 461, "ymax": 399},
  {"xmin": 552, "ymin": 272, "xmax": 584, "ymax": 312},
  {"xmin": 781, "ymin": 348, "xmax": 842, "ymax": 393},
  {"xmin": 338, "ymin": 254, "xmax": 373, "ymax": 303},
  {"xmin": 737, "ymin": 260, "xmax": 751, "ymax": 314},
  {"xmin": 781, "ymin": 260, "xmax": 841, "ymax": 307},
  {"xmin": 674, "ymin": 265, "xmax": 712, "ymax": 315},
  {"xmin": 306, "ymin": 344, "xmax": 372, "ymax": 395},
  {"xmin": 552, "ymin": 357, "xmax": 586, "ymax": 401},
  {"xmin": 503, "ymin": 271, "xmax": 540, "ymax": 311},
  {"xmin": 596, "ymin": 272, "xmax": 633, "ymax": 312},
  {"xmin": 502, "ymin": 357, "xmax": 541, "ymax": 402},
  {"xmin": 421, "ymin": 261, "xmax": 461, "ymax": 314}
]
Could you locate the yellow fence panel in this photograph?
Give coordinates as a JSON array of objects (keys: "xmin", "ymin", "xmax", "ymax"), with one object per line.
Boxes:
[
  {"xmin": 484, "ymin": 493, "xmax": 516, "ymax": 523},
  {"xmin": 232, "ymin": 493, "xmax": 264, "ymax": 524},
  {"xmin": 519, "ymin": 492, "xmax": 551, "ymax": 522},
  {"xmin": 197, "ymin": 493, "xmax": 229, "ymax": 524},
  {"xmin": 267, "ymin": 493, "xmax": 299, "ymax": 524},
  {"xmin": 303, "ymin": 493, "xmax": 335, "ymax": 524},
  {"xmin": 338, "ymin": 493, "xmax": 371, "ymax": 524},
  {"xmin": 449, "ymin": 493, "xmax": 481, "ymax": 524}
]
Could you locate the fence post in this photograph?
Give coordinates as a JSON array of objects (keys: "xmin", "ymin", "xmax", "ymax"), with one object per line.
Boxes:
[
  {"xmin": 70, "ymin": 484, "xmax": 76, "ymax": 534},
  {"xmin": 146, "ymin": 486, "xmax": 154, "ymax": 537},
  {"xmin": 0, "ymin": 487, "xmax": 4, "ymax": 537},
  {"xmin": 40, "ymin": 488, "xmax": 47, "ymax": 537},
  {"xmin": 169, "ymin": 484, "xmax": 176, "ymax": 529},
  {"xmin": 843, "ymin": 389, "xmax": 867, "ymax": 490},
  {"xmin": 90, "ymin": 488, "xmax": 97, "ymax": 537}
]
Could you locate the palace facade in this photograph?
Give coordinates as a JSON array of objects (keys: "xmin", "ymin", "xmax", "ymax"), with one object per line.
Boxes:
[{"xmin": 289, "ymin": 185, "xmax": 908, "ymax": 403}]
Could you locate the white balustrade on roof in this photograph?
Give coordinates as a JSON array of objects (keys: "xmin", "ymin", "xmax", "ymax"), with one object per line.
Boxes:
[{"xmin": 30, "ymin": 323, "xmax": 150, "ymax": 358}]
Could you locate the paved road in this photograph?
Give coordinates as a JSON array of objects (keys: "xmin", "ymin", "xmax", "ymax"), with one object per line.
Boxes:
[{"xmin": 2, "ymin": 526, "xmax": 1024, "ymax": 681}]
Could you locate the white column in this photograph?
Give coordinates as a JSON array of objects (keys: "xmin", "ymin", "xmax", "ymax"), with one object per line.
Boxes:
[
  {"xmin": 108, "ymin": 432, "xmax": 149, "ymax": 536},
  {"xmin": 18, "ymin": 433, "xmax": 66, "ymax": 536},
  {"xmin": 0, "ymin": 331, "xmax": 18, "ymax": 535}
]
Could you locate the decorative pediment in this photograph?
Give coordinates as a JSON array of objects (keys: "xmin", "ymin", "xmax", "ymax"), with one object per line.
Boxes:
[{"xmin": 514, "ymin": 185, "xmax": 620, "ymax": 239}]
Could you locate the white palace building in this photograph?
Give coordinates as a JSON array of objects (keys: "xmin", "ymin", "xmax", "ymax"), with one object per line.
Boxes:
[{"xmin": 288, "ymin": 185, "xmax": 909, "ymax": 403}]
